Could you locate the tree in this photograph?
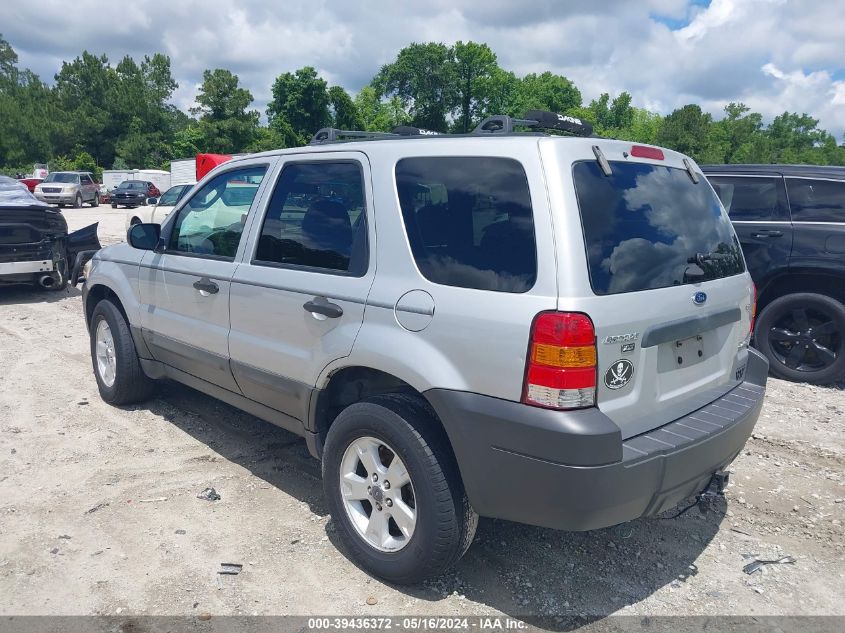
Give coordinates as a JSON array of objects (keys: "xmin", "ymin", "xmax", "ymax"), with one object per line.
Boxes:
[
  {"xmin": 267, "ymin": 66, "xmax": 330, "ymax": 145},
  {"xmin": 514, "ymin": 71, "xmax": 582, "ymax": 116},
  {"xmin": 656, "ymin": 104, "xmax": 722, "ymax": 163},
  {"xmin": 191, "ymin": 69, "xmax": 259, "ymax": 153},
  {"xmin": 354, "ymin": 86, "xmax": 409, "ymax": 131},
  {"xmin": 451, "ymin": 41, "xmax": 499, "ymax": 132},
  {"xmin": 374, "ymin": 42, "xmax": 455, "ymax": 132},
  {"xmin": 328, "ymin": 85, "xmax": 362, "ymax": 130},
  {"xmin": 0, "ymin": 34, "xmax": 18, "ymax": 81}
]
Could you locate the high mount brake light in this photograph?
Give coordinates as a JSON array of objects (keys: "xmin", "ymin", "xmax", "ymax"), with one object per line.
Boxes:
[
  {"xmin": 522, "ymin": 312, "xmax": 597, "ymax": 410},
  {"xmin": 630, "ymin": 145, "xmax": 665, "ymax": 160}
]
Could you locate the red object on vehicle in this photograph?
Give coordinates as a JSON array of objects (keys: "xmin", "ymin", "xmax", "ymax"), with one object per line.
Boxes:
[
  {"xmin": 522, "ymin": 311, "xmax": 597, "ymax": 410},
  {"xmin": 147, "ymin": 183, "xmax": 161, "ymax": 198},
  {"xmin": 196, "ymin": 153, "xmax": 232, "ymax": 181},
  {"xmin": 630, "ymin": 145, "xmax": 665, "ymax": 160},
  {"xmin": 18, "ymin": 178, "xmax": 43, "ymax": 193}
]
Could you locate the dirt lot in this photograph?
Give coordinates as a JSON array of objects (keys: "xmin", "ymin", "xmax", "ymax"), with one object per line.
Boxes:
[{"xmin": 0, "ymin": 207, "xmax": 843, "ymax": 625}]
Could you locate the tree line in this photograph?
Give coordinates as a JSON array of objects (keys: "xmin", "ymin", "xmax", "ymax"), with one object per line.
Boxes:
[{"xmin": 1, "ymin": 36, "xmax": 843, "ymax": 180}]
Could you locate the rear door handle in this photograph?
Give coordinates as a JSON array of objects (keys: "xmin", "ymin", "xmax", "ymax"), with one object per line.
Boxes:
[
  {"xmin": 750, "ymin": 230, "xmax": 783, "ymax": 238},
  {"xmin": 303, "ymin": 296, "xmax": 343, "ymax": 319},
  {"xmin": 192, "ymin": 277, "xmax": 219, "ymax": 295}
]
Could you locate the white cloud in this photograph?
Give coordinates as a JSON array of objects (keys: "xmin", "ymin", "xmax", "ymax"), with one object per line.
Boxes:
[{"xmin": 2, "ymin": 0, "xmax": 843, "ymax": 138}]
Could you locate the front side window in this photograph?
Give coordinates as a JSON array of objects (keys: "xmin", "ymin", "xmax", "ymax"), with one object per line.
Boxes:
[
  {"xmin": 708, "ymin": 176, "xmax": 787, "ymax": 221},
  {"xmin": 574, "ymin": 161, "xmax": 744, "ymax": 295},
  {"xmin": 395, "ymin": 157, "xmax": 537, "ymax": 293},
  {"xmin": 786, "ymin": 178, "xmax": 845, "ymax": 222},
  {"xmin": 255, "ymin": 162, "xmax": 368, "ymax": 274},
  {"xmin": 158, "ymin": 185, "xmax": 188, "ymax": 206},
  {"xmin": 168, "ymin": 166, "xmax": 266, "ymax": 259}
]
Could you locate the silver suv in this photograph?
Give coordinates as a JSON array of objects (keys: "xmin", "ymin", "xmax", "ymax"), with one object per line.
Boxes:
[
  {"xmin": 34, "ymin": 171, "xmax": 100, "ymax": 207},
  {"xmin": 81, "ymin": 112, "xmax": 767, "ymax": 583}
]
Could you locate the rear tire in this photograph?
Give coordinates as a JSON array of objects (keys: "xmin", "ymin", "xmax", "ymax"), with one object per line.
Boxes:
[
  {"xmin": 90, "ymin": 299, "xmax": 155, "ymax": 405},
  {"xmin": 322, "ymin": 394, "xmax": 477, "ymax": 584},
  {"xmin": 755, "ymin": 292, "xmax": 845, "ymax": 384}
]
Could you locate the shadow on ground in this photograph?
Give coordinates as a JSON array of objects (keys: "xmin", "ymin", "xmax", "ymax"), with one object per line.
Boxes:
[
  {"xmin": 141, "ymin": 380, "xmax": 720, "ymax": 631},
  {"xmin": 0, "ymin": 283, "xmax": 82, "ymax": 305}
]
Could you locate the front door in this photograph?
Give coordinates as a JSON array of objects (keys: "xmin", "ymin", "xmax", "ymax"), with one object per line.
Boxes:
[
  {"xmin": 228, "ymin": 153, "xmax": 375, "ymax": 422},
  {"xmin": 138, "ymin": 162, "xmax": 272, "ymax": 392}
]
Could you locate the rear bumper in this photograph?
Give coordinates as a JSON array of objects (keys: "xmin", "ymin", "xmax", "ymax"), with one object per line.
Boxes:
[
  {"xmin": 426, "ymin": 348, "xmax": 768, "ymax": 531},
  {"xmin": 0, "ymin": 260, "xmax": 54, "ymax": 276}
]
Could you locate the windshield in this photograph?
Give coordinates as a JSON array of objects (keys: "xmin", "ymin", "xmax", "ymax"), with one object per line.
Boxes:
[
  {"xmin": 118, "ymin": 181, "xmax": 147, "ymax": 191},
  {"xmin": 573, "ymin": 161, "xmax": 744, "ymax": 295},
  {"xmin": 43, "ymin": 173, "xmax": 79, "ymax": 184},
  {"xmin": 158, "ymin": 185, "xmax": 188, "ymax": 206}
]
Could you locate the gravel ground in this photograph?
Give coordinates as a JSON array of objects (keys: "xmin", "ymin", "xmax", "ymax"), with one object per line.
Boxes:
[{"xmin": 0, "ymin": 208, "xmax": 843, "ymax": 626}]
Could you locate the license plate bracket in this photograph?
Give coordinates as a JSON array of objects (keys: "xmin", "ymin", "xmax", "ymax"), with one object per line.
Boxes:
[{"xmin": 673, "ymin": 335, "xmax": 705, "ymax": 368}]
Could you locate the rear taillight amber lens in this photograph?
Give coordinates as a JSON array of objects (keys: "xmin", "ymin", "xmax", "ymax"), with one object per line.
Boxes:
[{"xmin": 522, "ymin": 312, "xmax": 597, "ymax": 410}]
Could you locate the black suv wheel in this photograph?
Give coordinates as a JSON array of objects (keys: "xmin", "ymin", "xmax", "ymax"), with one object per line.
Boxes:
[{"xmin": 755, "ymin": 292, "xmax": 845, "ymax": 384}]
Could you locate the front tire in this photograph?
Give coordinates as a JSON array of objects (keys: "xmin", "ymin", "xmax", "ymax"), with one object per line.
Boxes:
[
  {"xmin": 322, "ymin": 394, "xmax": 477, "ymax": 584},
  {"xmin": 90, "ymin": 299, "xmax": 155, "ymax": 405},
  {"xmin": 91, "ymin": 193, "xmax": 99, "ymax": 207},
  {"xmin": 111, "ymin": 203, "xmax": 118, "ymax": 209},
  {"xmin": 74, "ymin": 193, "xmax": 83, "ymax": 208},
  {"xmin": 755, "ymin": 292, "xmax": 845, "ymax": 384}
]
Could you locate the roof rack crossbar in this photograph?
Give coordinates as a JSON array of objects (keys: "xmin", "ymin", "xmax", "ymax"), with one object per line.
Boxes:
[{"xmin": 310, "ymin": 128, "xmax": 398, "ymax": 145}]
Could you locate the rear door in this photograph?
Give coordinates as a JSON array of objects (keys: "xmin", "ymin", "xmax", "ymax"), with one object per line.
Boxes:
[
  {"xmin": 784, "ymin": 176, "xmax": 845, "ymax": 270},
  {"xmin": 228, "ymin": 152, "xmax": 375, "ymax": 422},
  {"xmin": 137, "ymin": 161, "xmax": 271, "ymax": 392},
  {"xmin": 545, "ymin": 140, "xmax": 754, "ymax": 438},
  {"xmin": 706, "ymin": 173, "xmax": 793, "ymax": 288}
]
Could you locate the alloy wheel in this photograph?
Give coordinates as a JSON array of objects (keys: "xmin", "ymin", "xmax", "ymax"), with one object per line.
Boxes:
[{"xmin": 768, "ymin": 307, "xmax": 841, "ymax": 373}]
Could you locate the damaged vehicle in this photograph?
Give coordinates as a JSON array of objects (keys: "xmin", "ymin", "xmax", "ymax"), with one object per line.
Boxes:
[{"xmin": 0, "ymin": 176, "xmax": 101, "ymax": 290}]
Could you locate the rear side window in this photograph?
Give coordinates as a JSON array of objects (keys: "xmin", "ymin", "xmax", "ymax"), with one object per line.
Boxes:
[
  {"xmin": 255, "ymin": 162, "xmax": 368, "ymax": 275},
  {"xmin": 574, "ymin": 161, "xmax": 744, "ymax": 295},
  {"xmin": 786, "ymin": 178, "xmax": 845, "ymax": 222},
  {"xmin": 708, "ymin": 176, "xmax": 788, "ymax": 221},
  {"xmin": 395, "ymin": 157, "xmax": 536, "ymax": 293}
]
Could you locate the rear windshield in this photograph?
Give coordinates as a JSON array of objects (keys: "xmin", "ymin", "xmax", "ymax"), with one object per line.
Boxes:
[{"xmin": 574, "ymin": 161, "xmax": 744, "ymax": 295}]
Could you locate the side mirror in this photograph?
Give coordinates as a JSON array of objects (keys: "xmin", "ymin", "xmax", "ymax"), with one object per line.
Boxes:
[
  {"xmin": 128, "ymin": 223, "xmax": 161, "ymax": 251},
  {"xmin": 147, "ymin": 197, "xmax": 158, "ymax": 205}
]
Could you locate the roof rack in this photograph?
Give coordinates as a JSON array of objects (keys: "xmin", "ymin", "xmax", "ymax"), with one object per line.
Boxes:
[
  {"xmin": 474, "ymin": 110, "xmax": 594, "ymax": 137},
  {"xmin": 309, "ymin": 110, "xmax": 594, "ymax": 145},
  {"xmin": 310, "ymin": 128, "xmax": 398, "ymax": 144}
]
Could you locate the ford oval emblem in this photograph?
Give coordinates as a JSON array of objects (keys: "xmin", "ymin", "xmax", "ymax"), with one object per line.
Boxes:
[{"xmin": 693, "ymin": 291, "xmax": 707, "ymax": 306}]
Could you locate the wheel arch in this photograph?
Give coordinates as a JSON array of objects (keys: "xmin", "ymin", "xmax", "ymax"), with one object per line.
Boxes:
[
  {"xmin": 757, "ymin": 270, "xmax": 845, "ymax": 313},
  {"xmin": 310, "ymin": 365, "xmax": 455, "ymax": 464}
]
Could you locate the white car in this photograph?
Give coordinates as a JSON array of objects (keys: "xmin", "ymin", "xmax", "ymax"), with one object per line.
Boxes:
[{"xmin": 125, "ymin": 183, "xmax": 195, "ymax": 230}]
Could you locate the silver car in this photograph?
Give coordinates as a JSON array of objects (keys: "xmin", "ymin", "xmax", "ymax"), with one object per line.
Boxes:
[
  {"xmin": 81, "ymin": 111, "xmax": 767, "ymax": 583},
  {"xmin": 34, "ymin": 171, "xmax": 100, "ymax": 208}
]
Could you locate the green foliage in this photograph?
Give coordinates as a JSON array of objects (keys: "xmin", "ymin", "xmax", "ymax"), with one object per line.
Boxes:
[
  {"xmin": 374, "ymin": 42, "xmax": 456, "ymax": 132},
  {"xmin": 1, "ymin": 34, "xmax": 844, "ymax": 175},
  {"xmin": 267, "ymin": 67, "xmax": 331, "ymax": 144}
]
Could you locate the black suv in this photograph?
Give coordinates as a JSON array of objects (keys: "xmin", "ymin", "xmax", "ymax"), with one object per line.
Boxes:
[{"xmin": 702, "ymin": 165, "xmax": 845, "ymax": 384}]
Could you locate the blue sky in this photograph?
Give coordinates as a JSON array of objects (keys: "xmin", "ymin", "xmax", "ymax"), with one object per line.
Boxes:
[{"xmin": 3, "ymin": 0, "xmax": 844, "ymax": 138}]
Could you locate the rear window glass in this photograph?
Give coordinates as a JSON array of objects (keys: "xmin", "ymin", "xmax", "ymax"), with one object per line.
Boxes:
[
  {"xmin": 786, "ymin": 178, "xmax": 845, "ymax": 222},
  {"xmin": 395, "ymin": 157, "xmax": 536, "ymax": 293},
  {"xmin": 574, "ymin": 161, "xmax": 744, "ymax": 295}
]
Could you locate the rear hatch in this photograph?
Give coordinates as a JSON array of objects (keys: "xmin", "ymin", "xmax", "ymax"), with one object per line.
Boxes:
[{"xmin": 544, "ymin": 139, "xmax": 754, "ymax": 439}]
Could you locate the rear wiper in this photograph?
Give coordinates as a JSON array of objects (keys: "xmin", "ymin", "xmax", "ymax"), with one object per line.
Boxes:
[{"xmin": 687, "ymin": 252, "xmax": 730, "ymax": 266}]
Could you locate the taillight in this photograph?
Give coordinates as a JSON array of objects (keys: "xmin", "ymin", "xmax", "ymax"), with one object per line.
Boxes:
[
  {"xmin": 522, "ymin": 312, "xmax": 597, "ymax": 410},
  {"xmin": 630, "ymin": 145, "xmax": 665, "ymax": 160}
]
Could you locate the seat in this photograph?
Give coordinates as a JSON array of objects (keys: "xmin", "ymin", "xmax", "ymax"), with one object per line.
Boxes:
[{"xmin": 301, "ymin": 200, "xmax": 353, "ymax": 256}]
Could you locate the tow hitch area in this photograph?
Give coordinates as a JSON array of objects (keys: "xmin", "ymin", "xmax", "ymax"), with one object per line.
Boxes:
[{"xmin": 697, "ymin": 470, "xmax": 729, "ymax": 513}]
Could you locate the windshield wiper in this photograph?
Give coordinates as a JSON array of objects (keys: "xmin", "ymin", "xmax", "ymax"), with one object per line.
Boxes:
[{"xmin": 687, "ymin": 251, "xmax": 730, "ymax": 266}]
